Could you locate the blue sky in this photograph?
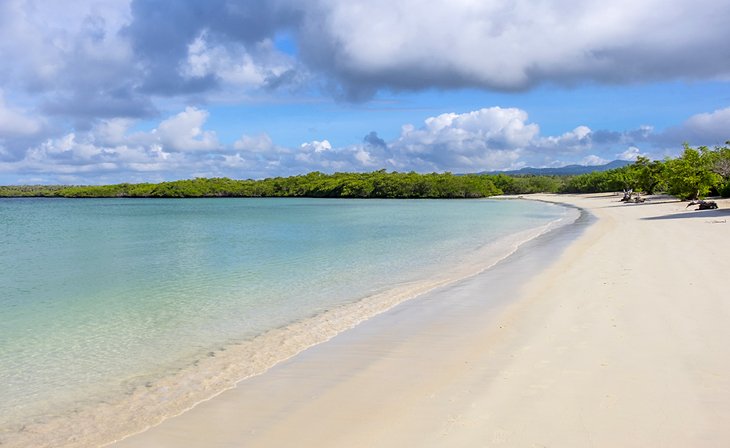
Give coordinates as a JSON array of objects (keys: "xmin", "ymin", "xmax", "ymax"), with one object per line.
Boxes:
[{"xmin": 1, "ymin": 0, "xmax": 729, "ymax": 184}]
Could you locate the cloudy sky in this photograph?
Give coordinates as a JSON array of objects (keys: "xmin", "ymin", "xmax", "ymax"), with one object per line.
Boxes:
[{"xmin": 1, "ymin": 0, "xmax": 729, "ymax": 184}]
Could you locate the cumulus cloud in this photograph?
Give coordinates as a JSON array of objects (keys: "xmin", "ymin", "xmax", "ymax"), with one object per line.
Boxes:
[
  {"xmin": 10, "ymin": 131, "xmax": 164, "ymax": 180},
  {"xmin": 0, "ymin": 0, "xmax": 729, "ymax": 152},
  {"xmin": 386, "ymin": 108, "xmax": 537, "ymax": 171},
  {"xmin": 300, "ymin": 139, "xmax": 332, "ymax": 153},
  {"xmin": 617, "ymin": 146, "xmax": 643, "ymax": 161},
  {"xmin": 1, "ymin": 0, "xmax": 729, "ymax": 116},
  {"xmin": 363, "ymin": 131, "xmax": 386, "ymax": 148},
  {"xmin": 154, "ymin": 107, "xmax": 219, "ymax": 151},
  {"xmin": 281, "ymin": 139, "xmax": 384, "ymax": 173},
  {"xmin": 180, "ymin": 32, "xmax": 298, "ymax": 91},
  {"xmin": 229, "ymin": 106, "xmax": 709, "ymax": 175},
  {"xmin": 123, "ymin": 0, "xmax": 301, "ymax": 95},
  {"xmin": 233, "ymin": 133, "xmax": 276, "ymax": 152},
  {"xmin": 2, "ymin": 103, "xmax": 728, "ymax": 184},
  {"xmin": 3, "ymin": 0, "xmax": 727, "ymax": 184},
  {"xmin": 580, "ymin": 155, "xmax": 609, "ymax": 166},
  {"xmin": 0, "ymin": 94, "xmax": 43, "ymax": 137},
  {"xmin": 0, "ymin": 0, "xmax": 153, "ymax": 124},
  {"xmin": 1, "ymin": 107, "xmax": 222, "ymax": 183},
  {"xmin": 536, "ymin": 126, "xmax": 592, "ymax": 152},
  {"xmin": 0, "ymin": 0, "xmax": 303, "ymax": 130},
  {"xmin": 117, "ymin": 0, "xmax": 730, "ymax": 100},
  {"xmin": 296, "ymin": 0, "xmax": 730, "ymax": 97},
  {"xmin": 662, "ymin": 107, "xmax": 730, "ymax": 146}
]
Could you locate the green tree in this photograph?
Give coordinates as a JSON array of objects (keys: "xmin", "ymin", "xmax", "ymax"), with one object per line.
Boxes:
[
  {"xmin": 560, "ymin": 168, "xmax": 630, "ymax": 194},
  {"xmin": 664, "ymin": 145, "xmax": 721, "ymax": 200},
  {"xmin": 631, "ymin": 156, "xmax": 666, "ymax": 194},
  {"xmin": 707, "ymin": 142, "xmax": 730, "ymax": 197}
]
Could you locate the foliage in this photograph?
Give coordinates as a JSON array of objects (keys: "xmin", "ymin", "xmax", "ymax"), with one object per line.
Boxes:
[
  {"xmin": 560, "ymin": 142, "xmax": 728, "ymax": 198},
  {"xmin": 630, "ymin": 156, "xmax": 666, "ymax": 194},
  {"xmin": 663, "ymin": 145, "xmax": 722, "ymax": 200},
  {"xmin": 490, "ymin": 174, "xmax": 564, "ymax": 194},
  {"xmin": 2, "ymin": 141, "xmax": 728, "ymax": 199},
  {"xmin": 0, "ymin": 172, "xmax": 502, "ymax": 199},
  {"xmin": 707, "ymin": 141, "xmax": 730, "ymax": 197},
  {"xmin": 559, "ymin": 169, "xmax": 628, "ymax": 193}
]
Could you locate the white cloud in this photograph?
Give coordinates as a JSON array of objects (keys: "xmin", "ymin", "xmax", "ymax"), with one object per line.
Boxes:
[
  {"xmin": 1, "ymin": 107, "xmax": 221, "ymax": 182},
  {"xmin": 1, "ymin": 0, "xmax": 728, "ymax": 185},
  {"xmin": 220, "ymin": 152, "xmax": 250, "ymax": 170},
  {"xmin": 0, "ymin": 0, "xmax": 133, "ymax": 92},
  {"xmin": 154, "ymin": 107, "xmax": 219, "ymax": 152},
  {"xmin": 0, "ymin": 93, "xmax": 43, "ymax": 137},
  {"xmin": 233, "ymin": 133, "xmax": 276, "ymax": 152},
  {"xmin": 537, "ymin": 126, "xmax": 593, "ymax": 153},
  {"xmin": 684, "ymin": 108, "xmax": 730, "ymax": 132},
  {"xmin": 665, "ymin": 107, "xmax": 730, "ymax": 145},
  {"xmin": 300, "ymin": 139, "xmax": 332, "ymax": 153},
  {"xmin": 389, "ymin": 107, "xmax": 537, "ymax": 171},
  {"xmin": 301, "ymin": 0, "xmax": 730, "ymax": 95},
  {"xmin": 580, "ymin": 155, "xmax": 609, "ymax": 166},
  {"xmin": 181, "ymin": 33, "xmax": 295, "ymax": 88},
  {"xmin": 353, "ymin": 148, "xmax": 375, "ymax": 166},
  {"xmin": 2, "ymin": 104, "xmax": 726, "ymax": 184},
  {"xmin": 617, "ymin": 146, "xmax": 642, "ymax": 161},
  {"xmin": 89, "ymin": 118, "xmax": 135, "ymax": 146},
  {"xmin": 2, "ymin": 0, "xmax": 730, "ymax": 118},
  {"xmin": 0, "ymin": 105, "xmax": 667, "ymax": 183}
]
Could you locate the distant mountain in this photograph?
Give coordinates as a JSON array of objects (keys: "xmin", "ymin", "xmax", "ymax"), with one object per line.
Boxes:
[{"xmin": 483, "ymin": 160, "xmax": 632, "ymax": 176}]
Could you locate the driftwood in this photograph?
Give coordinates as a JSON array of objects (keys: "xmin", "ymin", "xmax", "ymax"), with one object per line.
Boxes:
[
  {"xmin": 687, "ymin": 200, "xmax": 719, "ymax": 210},
  {"xmin": 621, "ymin": 189, "xmax": 645, "ymax": 203}
]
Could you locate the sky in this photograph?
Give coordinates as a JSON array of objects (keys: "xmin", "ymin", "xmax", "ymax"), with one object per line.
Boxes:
[{"xmin": 1, "ymin": 0, "xmax": 730, "ymax": 184}]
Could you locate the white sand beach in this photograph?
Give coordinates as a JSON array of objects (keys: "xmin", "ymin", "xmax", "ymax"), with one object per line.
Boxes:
[{"xmin": 112, "ymin": 193, "xmax": 730, "ymax": 448}]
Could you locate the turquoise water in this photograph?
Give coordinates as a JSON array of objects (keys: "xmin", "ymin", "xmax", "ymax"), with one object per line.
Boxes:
[{"xmin": 0, "ymin": 197, "xmax": 570, "ymax": 444}]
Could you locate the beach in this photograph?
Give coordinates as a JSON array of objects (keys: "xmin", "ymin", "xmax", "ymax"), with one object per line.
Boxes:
[
  {"xmin": 110, "ymin": 193, "xmax": 730, "ymax": 447},
  {"xmin": 1, "ymin": 198, "xmax": 573, "ymax": 448}
]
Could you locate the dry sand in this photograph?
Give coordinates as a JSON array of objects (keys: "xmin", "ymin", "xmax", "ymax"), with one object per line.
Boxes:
[{"xmin": 112, "ymin": 193, "xmax": 730, "ymax": 448}]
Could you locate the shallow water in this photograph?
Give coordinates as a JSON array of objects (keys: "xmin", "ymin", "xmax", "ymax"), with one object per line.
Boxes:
[{"xmin": 0, "ymin": 197, "xmax": 572, "ymax": 446}]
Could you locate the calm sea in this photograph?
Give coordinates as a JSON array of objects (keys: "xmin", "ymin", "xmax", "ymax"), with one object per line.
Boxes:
[{"xmin": 0, "ymin": 197, "xmax": 574, "ymax": 446}]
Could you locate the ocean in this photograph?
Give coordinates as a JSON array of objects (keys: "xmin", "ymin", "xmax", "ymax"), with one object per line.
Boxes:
[{"xmin": 0, "ymin": 197, "xmax": 575, "ymax": 446}]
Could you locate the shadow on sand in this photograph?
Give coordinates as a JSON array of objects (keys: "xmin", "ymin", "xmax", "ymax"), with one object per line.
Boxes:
[
  {"xmin": 642, "ymin": 208, "xmax": 730, "ymax": 221},
  {"xmin": 602, "ymin": 198, "xmax": 680, "ymax": 210}
]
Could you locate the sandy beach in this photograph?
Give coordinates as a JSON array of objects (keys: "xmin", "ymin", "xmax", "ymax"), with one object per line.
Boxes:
[{"xmin": 112, "ymin": 193, "xmax": 730, "ymax": 448}]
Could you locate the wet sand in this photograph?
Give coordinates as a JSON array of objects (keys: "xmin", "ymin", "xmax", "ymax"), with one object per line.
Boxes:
[{"xmin": 112, "ymin": 193, "xmax": 730, "ymax": 448}]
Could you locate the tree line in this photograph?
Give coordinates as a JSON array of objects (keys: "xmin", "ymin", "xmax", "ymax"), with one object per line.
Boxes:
[
  {"xmin": 0, "ymin": 171, "xmax": 502, "ymax": 199},
  {"xmin": 1, "ymin": 143, "xmax": 728, "ymax": 200},
  {"xmin": 560, "ymin": 143, "xmax": 730, "ymax": 199}
]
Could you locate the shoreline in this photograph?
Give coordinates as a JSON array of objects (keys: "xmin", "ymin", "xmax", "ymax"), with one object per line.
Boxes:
[
  {"xmin": 107, "ymin": 196, "xmax": 590, "ymax": 447},
  {"xmin": 112, "ymin": 193, "xmax": 730, "ymax": 447},
  {"xmin": 1, "ymin": 199, "xmax": 578, "ymax": 448}
]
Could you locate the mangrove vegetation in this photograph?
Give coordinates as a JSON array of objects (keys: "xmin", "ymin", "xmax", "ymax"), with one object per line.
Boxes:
[{"xmin": 2, "ymin": 142, "xmax": 729, "ymax": 200}]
